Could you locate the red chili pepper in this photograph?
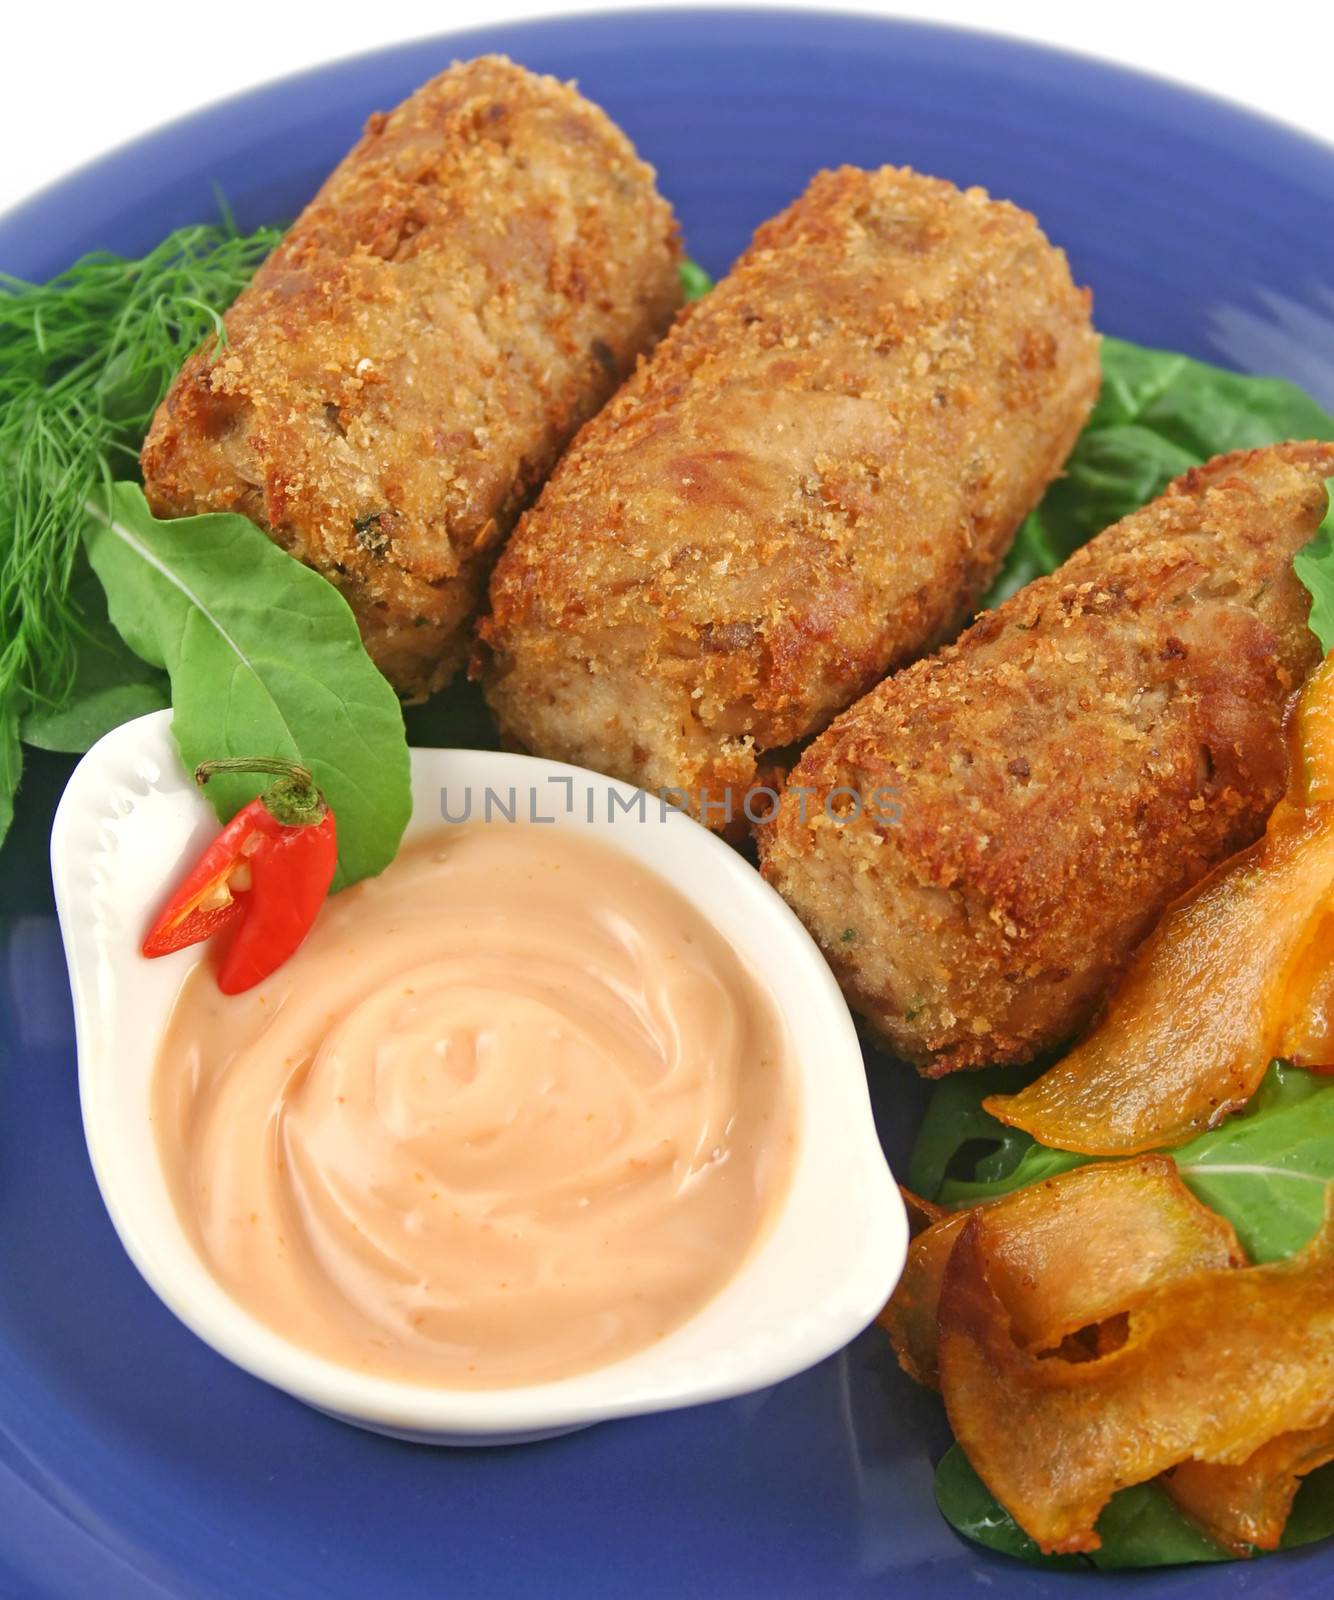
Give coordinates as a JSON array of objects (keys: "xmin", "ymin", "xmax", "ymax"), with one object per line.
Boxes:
[{"xmin": 142, "ymin": 758, "xmax": 337, "ymax": 995}]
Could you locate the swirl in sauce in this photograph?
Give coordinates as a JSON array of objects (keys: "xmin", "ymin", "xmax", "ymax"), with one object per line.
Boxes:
[{"xmin": 152, "ymin": 824, "xmax": 796, "ymax": 1386}]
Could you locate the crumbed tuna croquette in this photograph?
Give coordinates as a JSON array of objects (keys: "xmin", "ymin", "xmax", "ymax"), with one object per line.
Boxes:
[
  {"xmin": 760, "ymin": 441, "xmax": 1334, "ymax": 1074},
  {"xmin": 478, "ymin": 165, "xmax": 1099, "ymax": 818},
  {"xmin": 141, "ymin": 56, "xmax": 682, "ymax": 698}
]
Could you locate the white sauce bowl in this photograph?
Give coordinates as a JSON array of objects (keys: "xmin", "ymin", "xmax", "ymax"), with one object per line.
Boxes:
[{"xmin": 52, "ymin": 711, "xmax": 906, "ymax": 1445}]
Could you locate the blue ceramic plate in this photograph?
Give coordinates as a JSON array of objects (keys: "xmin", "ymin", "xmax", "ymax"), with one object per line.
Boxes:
[{"xmin": 2, "ymin": 11, "xmax": 1333, "ymax": 1597}]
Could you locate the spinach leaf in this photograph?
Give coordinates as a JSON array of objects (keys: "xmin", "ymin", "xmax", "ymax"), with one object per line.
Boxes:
[
  {"xmin": 905, "ymin": 1063, "xmax": 1036, "ymax": 1200},
  {"xmin": 936, "ymin": 1446, "xmax": 1334, "ymax": 1567},
  {"xmin": 1286, "ymin": 1463, "xmax": 1334, "ymax": 1548},
  {"xmin": 933, "ymin": 1443, "xmax": 1085, "ymax": 1568},
  {"xmin": 1089, "ymin": 1481, "xmax": 1233, "ymax": 1570},
  {"xmin": 937, "ymin": 1137, "xmax": 1085, "ymax": 1208},
  {"xmin": 679, "ymin": 259, "xmax": 713, "ymax": 301},
  {"xmin": 20, "ymin": 559, "xmax": 170, "ymax": 753},
  {"xmin": 935, "ymin": 1445, "xmax": 1231, "ymax": 1569},
  {"xmin": 85, "ymin": 483, "xmax": 410, "ymax": 889},
  {"xmin": 1096, "ymin": 339, "xmax": 1334, "ymax": 455},
  {"xmin": 1294, "ymin": 479, "xmax": 1334, "ymax": 653},
  {"xmin": 912, "ymin": 1064, "xmax": 1081, "ymax": 1207},
  {"xmin": 985, "ymin": 339, "xmax": 1334, "ymax": 606},
  {"xmin": 993, "ymin": 428, "xmax": 1197, "ymax": 603}
]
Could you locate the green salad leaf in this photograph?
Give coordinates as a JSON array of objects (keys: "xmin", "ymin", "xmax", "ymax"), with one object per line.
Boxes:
[
  {"xmin": 1171, "ymin": 1065, "xmax": 1334, "ymax": 1261},
  {"xmin": 1295, "ymin": 478, "xmax": 1334, "ymax": 653},
  {"xmin": 679, "ymin": 259, "xmax": 713, "ymax": 301},
  {"xmin": 937, "ymin": 1133, "xmax": 1084, "ymax": 1206},
  {"xmin": 85, "ymin": 483, "xmax": 410, "ymax": 889},
  {"xmin": 1286, "ymin": 1463, "xmax": 1334, "ymax": 1548},
  {"xmin": 986, "ymin": 338, "xmax": 1334, "ymax": 605},
  {"xmin": 20, "ymin": 560, "xmax": 169, "ymax": 753},
  {"xmin": 904, "ymin": 1063, "xmax": 1037, "ymax": 1200},
  {"xmin": 1093, "ymin": 338, "xmax": 1334, "ymax": 454},
  {"xmin": 932, "ymin": 1443, "xmax": 1083, "ymax": 1569}
]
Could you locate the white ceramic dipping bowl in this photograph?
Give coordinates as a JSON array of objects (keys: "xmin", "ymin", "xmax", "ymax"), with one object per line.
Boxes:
[{"xmin": 52, "ymin": 711, "xmax": 907, "ymax": 1445}]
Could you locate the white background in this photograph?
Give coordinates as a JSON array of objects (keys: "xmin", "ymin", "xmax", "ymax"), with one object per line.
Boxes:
[{"xmin": 3, "ymin": 0, "xmax": 1332, "ymax": 216}]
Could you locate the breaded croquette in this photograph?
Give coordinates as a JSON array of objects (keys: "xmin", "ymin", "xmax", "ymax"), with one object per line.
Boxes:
[
  {"xmin": 479, "ymin": 165, "xmax": 1098, "ymax": 818},
  {"xmin": 142, "ymin": 56, "xmax": 682, "ymax": 699},
  {"xmin": 760, "ymin": 441, "xmax": 1334, "ymax": 1073}
]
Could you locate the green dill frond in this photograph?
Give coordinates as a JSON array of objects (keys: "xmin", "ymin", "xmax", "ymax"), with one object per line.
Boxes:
[{"xmin": 0, "ymin": 216, "xmax": 282, "ymax": 720}]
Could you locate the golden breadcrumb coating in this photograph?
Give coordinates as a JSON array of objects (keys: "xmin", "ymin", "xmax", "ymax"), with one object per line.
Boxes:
[
  {"xmin": 479, "ymin": 164, "xmax": 1098, "ymax": 817},
  {"xmin": 141, "ymin": 55, "xmax": 682, "ymax": 698},
  {"xmin": 760, "ymin": 441, "xmax": 1334, "ymax": 1073}
]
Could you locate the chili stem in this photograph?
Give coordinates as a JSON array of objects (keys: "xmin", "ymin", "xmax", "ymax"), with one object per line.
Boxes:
[{"xmin": 194, "ymin": 757, "xmax": 327, "ymax": 829}]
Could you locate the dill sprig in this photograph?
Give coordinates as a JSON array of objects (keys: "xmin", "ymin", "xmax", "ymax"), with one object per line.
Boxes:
[{"xmin": 0, "ymin": 217, "xmax": 282, "ymax": 725}]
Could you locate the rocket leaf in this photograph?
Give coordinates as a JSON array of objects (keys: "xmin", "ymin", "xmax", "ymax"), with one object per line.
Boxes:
[
  {"xmin": 84, "ymin": 482, "xmax": 410, "ymax": 889},
  {"xmin": 20, "ymin": 558, "xmax": 169, "ymax": 753}
]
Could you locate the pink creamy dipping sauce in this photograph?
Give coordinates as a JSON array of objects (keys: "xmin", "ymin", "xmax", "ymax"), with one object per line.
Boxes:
[{"xmin": 151, "ymin": 823, "xmax": 798, "ymax": 1388}]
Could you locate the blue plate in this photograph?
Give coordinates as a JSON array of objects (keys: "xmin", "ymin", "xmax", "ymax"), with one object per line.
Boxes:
[{"xmin": 2, "ymin": 11, "xmax": 1333, "ymax": 1597}]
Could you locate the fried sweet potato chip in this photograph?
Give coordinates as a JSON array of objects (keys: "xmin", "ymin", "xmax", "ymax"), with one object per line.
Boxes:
[
  {"xmin": 880, "ymin": 1158, "xmax": 1243, "ymax": 1389},
  {"xmin": 1164, "ymin": 1419, "xmax": 1334, "ymax": 1555},
  {"xmin": 983, "ymin": 810, "xmax": 1334, "ymax": 1153},
  {"xmin": 937, "ymin": 1188, "xmax": 1334, "ymax": 1554},
  {"xmin": 1296, "ymin": 654, "xmax": 1334, "ymax": 806},
  {"xmin": 1276, "ymin": 914, "xmax": 1334, "ymax": 1071},
  {"xmin": 880, "ymin": 1209, "xmax": 969, "ymax": 1387},
  {"xmin": 900, "ymin": 1186, "xmax": 947, "ymax": 1236}
]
